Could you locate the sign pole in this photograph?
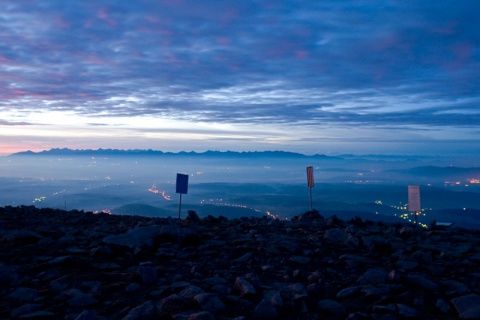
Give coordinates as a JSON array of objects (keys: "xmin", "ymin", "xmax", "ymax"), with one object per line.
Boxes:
[
  {"xmin": 176, "ymin": 173, "xmax": 189, "ymax": 219},
  {"xmin": 309, "ymin": 188, "xmax": 313, "ymax": 211},
  {"xmin": 178, "ymin": 193, "xmax": 182, "ymax": 219},
  {"xmin": 306, "ymin": 166, "xmax": 314, "ymax": 211}
]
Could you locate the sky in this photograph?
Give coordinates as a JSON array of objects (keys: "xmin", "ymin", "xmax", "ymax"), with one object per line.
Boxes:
[{"xmin": 0, "ymin": 0, "xmax": 479, "ymax": 156}]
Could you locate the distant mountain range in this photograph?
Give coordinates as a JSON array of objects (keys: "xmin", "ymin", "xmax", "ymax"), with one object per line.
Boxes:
[{"xmin": 10, "ymin": 148, "xmax": 338, "ymax": 159}]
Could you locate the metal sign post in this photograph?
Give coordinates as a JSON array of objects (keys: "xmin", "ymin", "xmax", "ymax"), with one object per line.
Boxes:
[
  {"xmin": 306, "ymin": 166, "xmax": 314, "ymax": 211},
  {"xmin": 176, "ymin": 173, "xmax": 189, "ymax": 219}
]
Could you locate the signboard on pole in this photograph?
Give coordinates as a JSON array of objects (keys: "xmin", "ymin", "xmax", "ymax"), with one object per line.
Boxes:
[
  {"xmin": 176, "ymin": 173, "xmax": 189, "ymax": 194},
  {"xmin": 408, "ymin": 185, "xmax": 421, "ymax": 212}
]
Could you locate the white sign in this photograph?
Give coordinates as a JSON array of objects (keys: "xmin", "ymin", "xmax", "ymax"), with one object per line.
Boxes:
[{"xmin": 408, "ymin": 185, "xmax": 421, "ymax": 212}]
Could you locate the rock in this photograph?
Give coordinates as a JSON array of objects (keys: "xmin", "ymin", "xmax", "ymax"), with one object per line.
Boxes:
[
  {"xmin": 396, "ymin": 304, "xmax": 420, "ymax": 318},
  {"xmin": 286, "ymin": 283, "xmax": 308, "ymax": 300},
  {"xmin": 10, "ymin": 304, "xmax": 41, "ymax": 318},
  {"xmin": 156, "ymin": 294, "xmax": 192, "ymax": 316},
  {"xmin": 50, "ymin": 275, "xmax": 71, "ymax": 291},
  {"xmin": 15, "ymin": 310, "xmax": 56, "ymax": 318},
  {"xmin": 5, "ymin": 229, "xmax": 44, "ymax": 244},
  {"xmin": 291, "ymin": 210, "xmax": 324, "ymax": 223},
  {"xmin": 90, "ymin": 245, "xmax": 113, "ymax": 258},
  {"xmin": 336, "ymin": 286, "xmax": 361, "ymax": 299},
  {"xmin": 362, "ymin": 235, "xmax": 390, "ymax": 252},
  {"xmin": 184, "ymin": 210, "xmax": 201, "ymax": 225},
  {"xmin": 103, "ymin": 225, "xmax": 164, "ymax": 249},
  {"xmin": 0, "ymin": 263, "xmax": 19, "ymax": 286},
  {"xmin": 234, "ymin": 277, "xmax": 256, "ymax": 298},
  {"xmin": 179, "ymin": 285, "xmax": 205, "ymax": 300},
  {"xmin": 234, "ymin": 252, "xmax": 253, "ymax": 263},
  {"xmin": 441, "ymin": 279, "xmax": 470, "ymax": 296},
  {"xmin": 396, "ymin": 260, "xmax": 418, "ymax": 271},
  {"xmin": 263, "ymin": 290, "xmax": 283, "ymax": 308},
  {"xmin": 75, "ymin": 310, "xmax": 107, "ymax": 320},
  {"xmin": 8, "ymin": 287, "xmax": 38, "ymax": 302},
  {"xmin": 406, "ymin": 274, "xmax": 440, "ymax": 292},
  {"xmin": 324, "ymin": 228, "xmax": 348, "ymax": 243},
  {"xmin": 68, "ymin": 293, "xmax": 98, "ymax": 308},
  {"xmin": 194, "ymin": 293, "xmax": 226, "ymax": 315},
  {"xmin": 435, "ymin": 298, "xmax": 452, "ymax": 313},
  {"xmin": 356, "ymin": 268, "xmax": 389, "ymax": 285},
  {"xmin": 290, "ymin": 256, "xmax": 312, "ymax": 264},
  {"xmin": 137, "ymin": 265, "xmax": 158, "ymax": 284},
  {"xmin": 173, "ymin": 311, "xmax": 215, "ymax": 320},
  {"xmin": 252, "ymin": 299, "xmax": 279, "ymax": 320},
  {"xmin": 122, "ymin": 300, "xmax": 155, "ymax": 320},
  {"xmin": 451, "ymin": 294, "xmax": 480, "ymax": 319},
  {"xmin": 2, "ymin": 205, "xmax": 480, "ymax": 319},
  {"xmin": 316, "ymin": 299, "xmax": 347, "ymax": 319},
  {"xmin": 360, "ymin": 285, "xmax": 391, "ymax": 298}
]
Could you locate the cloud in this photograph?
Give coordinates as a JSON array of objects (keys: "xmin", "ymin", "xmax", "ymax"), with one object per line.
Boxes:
[{"xmin": 0, "ymin": 0, "xmax": 479, "ymax": 154}]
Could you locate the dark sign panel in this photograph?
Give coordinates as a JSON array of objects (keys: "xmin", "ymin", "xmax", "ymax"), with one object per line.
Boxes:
[{"xmin": 176, "ymin": 173, "xmax": 189, "ymax": 194}]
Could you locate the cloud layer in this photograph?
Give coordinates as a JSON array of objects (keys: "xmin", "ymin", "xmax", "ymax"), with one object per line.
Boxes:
[{"xmin": 0, "ymin": 0, "xmax": 479, "ymax": 154}]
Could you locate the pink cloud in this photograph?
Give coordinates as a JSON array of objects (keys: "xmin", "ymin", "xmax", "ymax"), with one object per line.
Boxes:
[
  {"xmin": 295, "ymin": 50, "xmax": 308, "ymax": 59},
  {"xmin": 97, "ymin": 7, "xmax": 117, "ymax": 26},
  {"xmin": 216, "ymin": 37, "xmax": 231, "ymax": 45},
  {"xmin": 54, "ymin": 15, "xmax": 71, "ymax": 29}
]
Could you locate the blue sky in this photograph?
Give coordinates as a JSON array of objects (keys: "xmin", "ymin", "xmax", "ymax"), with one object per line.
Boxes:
[{"xmin": 0, "ymin": 0, "xmax": 479, "ymax": 156}]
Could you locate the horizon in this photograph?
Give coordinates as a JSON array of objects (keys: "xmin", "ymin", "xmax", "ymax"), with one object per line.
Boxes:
[
  {"xmin": 1, "ymin": 1, "xmax": 479, "ymax": 156},
  {"xmin": 0, "ymin": 146, "xmax": 477, "ymax": 159},
  {"xmin": 3, "ymin": 147, "xmax": 480, "ymax": 168}
]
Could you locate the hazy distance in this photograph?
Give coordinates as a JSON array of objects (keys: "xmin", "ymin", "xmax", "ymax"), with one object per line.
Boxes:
[{"xmin": 1, "ymin": 150, "xmax": 479, "ymax": 229}]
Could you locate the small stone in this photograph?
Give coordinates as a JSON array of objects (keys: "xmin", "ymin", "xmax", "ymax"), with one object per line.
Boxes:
[
  {"xmin": 10, "ymin": 304, "xmax": 41, "ymax": 318},
  {"xmin": 184, "ymin": 210, "xmax": 201, "ymax": 225},
  {"xmin": 336, "ymin": 286, "xmax": 360, "ymax": 299},
  {"xmin": 252, "ymin": 299, "xmax": 279, "ymax": 320},
  {"xmin": 396, "ymin": 304, "xmax": 420, "ymax": 318},
  {"xmin": 406, "ymin": 274, "xmax": 440, "ymax": 292},
  {"xmin": 317, "ymin": 299, "xmax": 347, "ymax": 319},
  {"xmin": 68, "ymin": 293, "xmax": 98, "ymax": 307},
  {"xmin": 180, "ymin": 285, "xmax": 205, "ymax": 299},
  {"xmin": 8, "ymin": 287, "xmax": 38, "ymax": 302},
  {"xmin": 436, "ymin": 298, "xmax": 452, "ymax": 314},
  {"xmin": 173, "ymin": 311, "xmax": 215, "ymax": 320},
  {"xmin": 356, "ymin": 268, "xmax": 388, "ymax": 285},
  {"xmin": 138, "ymin": 265, "xmax": 158, "ymax": 284},
  {"xmin": 263, "ymin": 290, "xmax": 283, "ymax": 308},
  {"xmin": 451, "ymin": 294, "xmax": 480, "ymax": 319},
  {"xmin": 290, "ymin": 256, "xmax": 312, "ymax": 264},
  {"xmin": 323, "ymin": 228, "xmax": 348, "ymax": 243},
  {"xmin": 234, "ymin": 277, "xmax": 256, "ymax": 298},
  {"xmin": 157, "ymin": 294, "xmax": 191, "ymax": 316},
  {"xmin": 287, "ymin": 283, "xmax": 308, "ymax": 300},
  {"xmin": 122, "ymin": 300, "xmax": 155, "ymax": 320},
  {"xmin": 75, "ymin": 310, "xmax": 107, "ymax": 320},
  {"xmin": 234, "ymin": 252, "xmax": 253, "ymax": 263},
  {"xmin": 194, "ymin": 293, "xmax": 226, "ymax": 315}
]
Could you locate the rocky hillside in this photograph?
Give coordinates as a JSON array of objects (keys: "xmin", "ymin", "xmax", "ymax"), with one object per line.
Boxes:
[{"xmin": 1, "ymin": 206, "xmax": 480, "ymax": 319}]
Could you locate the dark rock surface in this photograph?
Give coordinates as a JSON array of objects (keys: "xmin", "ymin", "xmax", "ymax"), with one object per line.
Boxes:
[{"xmin": 1, "ymin": 205, "xmax": 480, "ymax": 319}]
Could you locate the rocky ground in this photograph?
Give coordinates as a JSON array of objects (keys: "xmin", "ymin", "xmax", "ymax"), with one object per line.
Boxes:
[{"xmin": 1, "ymin": 206, "xmax": 480, "ymax": 320}]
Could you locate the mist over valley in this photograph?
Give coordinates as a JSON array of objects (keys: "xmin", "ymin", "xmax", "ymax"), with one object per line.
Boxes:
[{"xmin": 1, "ymin": 149, "xmax": 479, "ymax": 229}]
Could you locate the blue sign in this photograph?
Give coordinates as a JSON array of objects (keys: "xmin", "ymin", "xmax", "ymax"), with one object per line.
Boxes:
[{"xmin": 176, "ymin": 173, "xmax": 189, "ymax": 194}]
